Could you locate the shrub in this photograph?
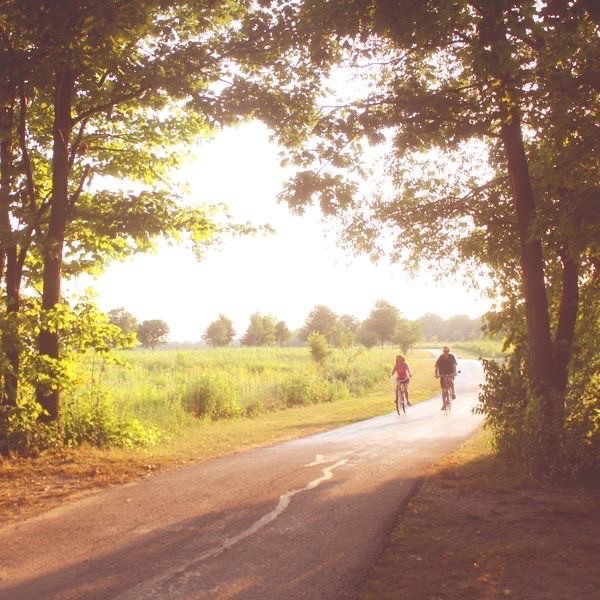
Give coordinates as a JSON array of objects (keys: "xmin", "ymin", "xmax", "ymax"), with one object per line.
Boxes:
[
  {"xmin": 278, "ymin": 374, "xmax": 345, "ymax": 407},
  {"xmin": 307, "ymin": 332, "xmax": 332, "ymax": 366},
  {"xmin": 63, "ymin": 390, "xmax": 160, "ymax": 448},
  {"xmin": 477, "ymin": 350, "xmax": 600, "ymax": 481},
  {"xmin": 182, "ymin": 374, "xmax": 242, "ymax": 420},
  {"xmin": 0, "ymin": 388, "xmax": 159, "ymax": 455},
  {"xmin": 244, "ymin": 399, "xmax": 266, "ymax": 417},
  {"xmin": 561, "ymin": 373, "xmax": 600, "ymax": 481},
  {"xmin": 476, "ymin": 355, "xmax": 530, "ymax": 469},
  {"xmin": 0, "ymin": 400, "xmax": 60, "ymax": 456}
]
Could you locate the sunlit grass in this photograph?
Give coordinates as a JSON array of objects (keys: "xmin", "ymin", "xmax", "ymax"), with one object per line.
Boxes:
[
  {"xmin": 72, "ymin": 347, "xmax": 439, "ymax": 438},
  {"xmin": 107, "ymin": 356, "xmax": 440, "ymax": 464}
]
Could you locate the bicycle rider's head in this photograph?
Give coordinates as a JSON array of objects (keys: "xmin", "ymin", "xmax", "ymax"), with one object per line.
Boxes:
[
  {"xmin": 396, "ymin": 355, "xmax": 405, "ymax": 362},
  {"xmin": 442, "ymin": 347, "xmax": 450, "ymax": 354}
]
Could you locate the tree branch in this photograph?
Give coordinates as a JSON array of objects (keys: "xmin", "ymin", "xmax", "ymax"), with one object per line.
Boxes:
[
  {"xmin": 68, "ymin": 117, "xmax": 89, "ymax": 169},
  {"xmin": 68, "ymin": 164, "xmax": 92, "ymax": 210},
  {"xmin": 18, "ymin": 80, "xmax": 37, "ymax": 211},
  {"xmin": 72, "ymin": 87, "xmax": 150, "ymax": 124}
]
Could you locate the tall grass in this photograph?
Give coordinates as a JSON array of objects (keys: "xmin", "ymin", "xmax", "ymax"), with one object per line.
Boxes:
[{"xmin": 71, "ymin": 346, "xmax": 404, "ymax": 431}]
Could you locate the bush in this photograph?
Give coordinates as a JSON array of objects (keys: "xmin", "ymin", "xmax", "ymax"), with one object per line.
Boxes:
[
  {"xmin": 307, "ymin": 332, "xmax": 332, "ymax": 366},
  {"xmin": 278, "ymin": 374, "xmax": 346, "ymax": 407},
  {"xmin": 244, "ymin": 399, "xmax": 266, "ymax": 417},
  {"xmin": 0, "ymin": 400, "xmax": 60, "ymax": 456},
  {"xmin": 0, "ymin": 388, "xmax": 160, "ymax": 455},
  {"xmin": 182, "ymin": 374, "xmax": 242, "ymax": 420},
  {"xmin": 476, "ymin": 355, "xmax": 531, "ymax": 469},
  {"xmin": 63, "ymin": 391, "xmax": 160, "ymax": 449},
  {"xmin": 477, "ymin": 350, "xmax": 600, "ymax": 481},
  {"xmin": 562, "ymin": 373, "xmax": 600, "ymax": 481}
]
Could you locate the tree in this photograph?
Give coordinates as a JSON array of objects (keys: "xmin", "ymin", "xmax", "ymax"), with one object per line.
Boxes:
[
  {"xmin": 274, "ymin": 321, "xmax": 291, "ymax": 346},
  {"xmin": 301, "ymin": 305, "xmax": 341, "ymax": 346},
  {"xmin": 241, "ymin": 313, "xmax": 276, "ymax": 346},
  {"xmin": 337, "ymin": 314, "xmax": 359, "ymax": 346},
  {"xmin": 0, "ymin": 0, "xmax": 316, "ymax": 422},
  {"xmin": 356, "ymin": 324, "xmax": 378, "ymax": 349},
  {"xmin": 203, "ymin": 315, "xmax": 235, "ymax": 348},
  {"xmin": 417, "ymin": 314, "xmax": 444, "ymax": 342},
  {"xmin": 416, "ymin": 313, "xmax": 483, "ymax": 342},
  {"xmin": 279, "ymin": 1, "xmax": 599, "ymax": 475},
  {"xmin": 137, "ymin": 320, "xmax": 169, "ymax": 349},
  {"xmin": 445, "ymin": 315, "xmax": 481, "ymax": 342},
  {"xmin": 362, "ymin": 300, "xmax": 401, "ymax": 347},
  {"xmin": 108, "ymin": 308, "xmax": 139, "ymax": 337},
  {"xmin": 339, "ymin": 314, "xmax": 359, "ymax": 334},
  {"xmin": 393, "ymin": 320, "xmax": 422, "ymax": 354}
]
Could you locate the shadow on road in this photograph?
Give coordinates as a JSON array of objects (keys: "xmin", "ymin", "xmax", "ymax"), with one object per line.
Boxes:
[{"xmin": 1, "ymin": 475, "xmax": 420, "ymax": 600}]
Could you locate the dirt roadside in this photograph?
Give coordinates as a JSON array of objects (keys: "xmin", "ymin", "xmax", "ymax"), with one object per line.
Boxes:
[
  {"xmin": 360, "ymin": 430, "xmax": 600, "ymax": 600},
  {"xmin": 0, "ymin": 448, "xmax": 168, "ymax": 525}
]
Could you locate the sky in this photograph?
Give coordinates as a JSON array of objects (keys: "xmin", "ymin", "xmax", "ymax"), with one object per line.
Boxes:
[{"xmin": 78, "ymin": 121, "xmax": 491, "ymax": 342}]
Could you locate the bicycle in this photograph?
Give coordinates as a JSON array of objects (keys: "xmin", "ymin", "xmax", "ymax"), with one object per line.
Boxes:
[
  {"xmin": 395, "ymin": 378, "xmax": 409, "ymax": 414},
  {"xmin": 440, "ymin": 374, "xmax": 455, "ymax": 412}
]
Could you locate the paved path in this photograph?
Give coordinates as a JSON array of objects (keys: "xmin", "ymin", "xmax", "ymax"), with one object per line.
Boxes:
[{"xmin": 0, "ymin": 357, "xmax": 484, "ymax": 600}]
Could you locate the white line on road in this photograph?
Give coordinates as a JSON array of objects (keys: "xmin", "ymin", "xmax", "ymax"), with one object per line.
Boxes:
[{"xmin": 118, "ymin": 459, "xmax": 348, "ymax": 599}]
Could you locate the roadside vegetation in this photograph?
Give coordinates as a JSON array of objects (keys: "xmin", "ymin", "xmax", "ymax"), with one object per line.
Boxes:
[
  {"xmin": 72, "ymin": 345, "xmax": 405, "ymax": 431},
  {"xmin": 2, "ymin": 346, "xmax": 435, "ymax": 455}
]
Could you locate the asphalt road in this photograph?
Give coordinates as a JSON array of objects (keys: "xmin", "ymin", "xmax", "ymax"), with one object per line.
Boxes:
[{"xmin": 0, "ymin": 357, "xmax": 485, "ymax": 600}]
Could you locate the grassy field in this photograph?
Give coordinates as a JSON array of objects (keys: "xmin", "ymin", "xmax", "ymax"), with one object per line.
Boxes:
[{"xmin": 70, "ymin": 346, "xmax": 435, "ymax": 431}]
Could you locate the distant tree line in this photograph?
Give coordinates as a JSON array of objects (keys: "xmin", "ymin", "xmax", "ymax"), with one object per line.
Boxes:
[
  {"xmin": 417, "ymin": 313, "xmax": 483, "ymax": 342},
  {"xmin": 108, "ymin": 302, "xmax": 485, "ymax": 350},
  {"xmin": 108, "ymin": 308, "xmax": 169, "ymax": 349}
]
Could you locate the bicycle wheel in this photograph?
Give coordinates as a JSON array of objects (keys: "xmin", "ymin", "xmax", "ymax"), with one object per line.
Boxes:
[
  {"xmin": 442, "ymin": 386, "xmax": 450, "ymax": 411},
  {"xmin": 395, "ymin": 387, "xmax": 401, "ymax": 415},
  {"xmin": 399, "ymin": 385, "xmax": 407, "ymax": 413}
]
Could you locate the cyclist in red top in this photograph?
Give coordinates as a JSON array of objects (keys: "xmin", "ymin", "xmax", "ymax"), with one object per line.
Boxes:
[{"xmin": 391, "ymin": 355, "xmax": 412, "ymax": 406}]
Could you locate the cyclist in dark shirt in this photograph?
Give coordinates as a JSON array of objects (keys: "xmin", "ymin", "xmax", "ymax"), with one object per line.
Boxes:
[{"xmin": 434, "ymin": 346, "xmax": 457, "ymax": 402}]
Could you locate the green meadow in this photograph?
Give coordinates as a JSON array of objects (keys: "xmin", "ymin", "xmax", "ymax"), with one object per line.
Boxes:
[{"xmin": 67, "ymin": 347, "xmax": 440, "ymax": 450}]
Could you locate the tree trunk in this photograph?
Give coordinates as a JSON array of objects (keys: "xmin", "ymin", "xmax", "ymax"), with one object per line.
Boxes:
[
  {"xmin": 0, "ymin": 95, "xmax": 20, "ymax": 407},
  {"xmin": 500, "ymin": 118, "xmax": 555, "ymax": 391},
  {"xmin": 36, "ymin": 68, "xmax": 76, "ymax": 422},
  {"xmin": 482, "ymin": 3, "xmax": 558, "ymax": 419},
  {"xmin": 554, "ymin": 253, "xmax": 579, "ymax": 394}
]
